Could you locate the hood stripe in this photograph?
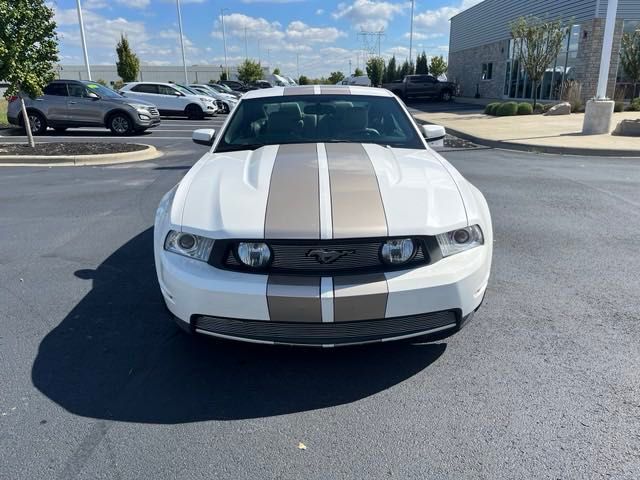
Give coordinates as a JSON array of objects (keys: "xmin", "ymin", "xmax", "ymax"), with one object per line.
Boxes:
[
  {"xmin": 316, "ymin": 143, "xmax": 333, "ymax": 240},
  {"xmin": 264, "ymin": 143, "xmax": 320, "ymax": 239},
  {"xmin": 326, "ymin": 143, "xmax": 388, "ymax": 239}
]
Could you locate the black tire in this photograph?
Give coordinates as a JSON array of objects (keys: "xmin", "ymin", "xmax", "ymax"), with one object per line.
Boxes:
[
  {"xmin": 24, "ymin": 111, "xmax": 47, "ymax": 135},
  {"xmin": 185, "ymin": 104, "xmax": 204, "ymax": 120},
  {"xmin": 53, "ymin": 127, "xmax": 67, "ymax": 134},
  {"xmin": 440, "ymin": 90, "xmax": 453, "ymax": 101},
  {"xmin": 108, "ymin": 113, "xmax": 133, "ymax": 135}
]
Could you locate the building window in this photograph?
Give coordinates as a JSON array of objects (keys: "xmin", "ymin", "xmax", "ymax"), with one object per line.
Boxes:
[
  {"xmin": 482, "ymin": 62, "xmax": 493, "ymax": 80},
  {"xmin": 503, "ymin": 25, "xmax": 580, "ymax": 100}
]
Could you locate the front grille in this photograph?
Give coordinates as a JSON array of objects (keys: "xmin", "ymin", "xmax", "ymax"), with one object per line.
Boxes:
[
  {"xmin": 193, "ymin": 310, "xmax": 457, "ymax": 345},
  {"xmin": 214, "ymin": 238, "xmax": 431, "ymax": 276},
  {"xmin": 147, "ymin": 107, "xmax": 159, "ymax": 116}
]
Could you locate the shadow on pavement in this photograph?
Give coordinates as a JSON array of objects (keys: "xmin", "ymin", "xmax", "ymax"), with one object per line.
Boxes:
[{"xmin": 32, "ymin": 228, "xmax": 446, "ymax": 424}]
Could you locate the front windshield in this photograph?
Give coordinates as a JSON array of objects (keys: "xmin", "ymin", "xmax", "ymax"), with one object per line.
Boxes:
[
  {"xmin": 174, "ymin": 84, "xmax": 198, "ymax": 95},
  {"xmin": 215, "ymin": 94, "xmax": 425, "ymax": 153},
  {"xmin": 217, "ymin": 83, "xmax": 233, "ymax": 93},
  {"xmin": 83, "ymin": 82, "xmax": 122, "ymax": 98}
]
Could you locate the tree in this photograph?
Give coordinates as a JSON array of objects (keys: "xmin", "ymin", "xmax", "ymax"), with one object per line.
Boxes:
[
  {"xmin": 621, "ymin": 29, "xmax": 640, "ymax": 98},
  {"xmin": 327, "ymin": 71, "xmax": 345, "ymax": 84},
  {"xmin": 510, "ymin": 16, "xmax": 567, "ymax": 108},
  {"xmin": 116, "ymin": 34, "xmax": 139, "ymax": 83},
  {"xmin": 354, "ymin": 67, "xmax": 364, "ymax": 77},
  {"xmin": 272, "ymin": 67, "xmax": 281, "ymax": 75},
  {"xmin": 399, "ymin": 60, "xmax": 414, "ymax": 78},
  {"xmin": 384, "ymin": 55, "xmax": 397, "ymax": 83},
  {"xmin": 415, "ymin": 51, "xmax": 429, "ymax": 74},
  {"xmin": 237, "ymin": 59, "xmax": 263, "ymax": 84},
  {"xmin": 298, "ymin": 75, "xmax": 310, "ymax": 85},
  {"xmin": 429, "ymin": 55, "xmax": 448, "ymax": 79},
  {"xmin": 366, "ymin": 57, "xmax": 385, "ymax": 87},
  {"xmin": 219, "ymin": 70, "xmax": 228, "ymax": 81},
  {"xmin": 0, "ymin": 0, "xmax": 58, "ymax": 147}
]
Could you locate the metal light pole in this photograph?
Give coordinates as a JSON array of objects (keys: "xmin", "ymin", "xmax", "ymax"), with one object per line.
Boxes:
[
  {"xmin": 176, "ymin": 0, "xmax": 188, "ymax": 84},
  {"xmin": 595, "ymin": 0, "xmax": 618, "ymax": 99},
  {"xmin": 582, "ymin": 0, "xmax": 619, "ymax": 134},
  {"xmin": 76, "ymin": 0, "xmax": 91, "ymax": 80},
  {"xmin": 220, "ymin": 9, "xmax": 229, "ymax": 79},
  {"xmin": 244, "ymin": 26, "xmax": 248, "ymax": 59},
  {"xmin": 408, "ymin": 0, "xmax": 415, "ymax": 67}
]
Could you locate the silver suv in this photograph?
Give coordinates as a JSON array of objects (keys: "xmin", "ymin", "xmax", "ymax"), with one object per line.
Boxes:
[{"xmin": 7, "ymin": 80, "xmax": 161, "ymax": 135}]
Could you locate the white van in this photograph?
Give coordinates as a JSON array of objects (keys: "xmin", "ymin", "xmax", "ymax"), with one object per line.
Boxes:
[{"xmin": 338, "ymin": 75, "xmax": 372, "ymax": 87}]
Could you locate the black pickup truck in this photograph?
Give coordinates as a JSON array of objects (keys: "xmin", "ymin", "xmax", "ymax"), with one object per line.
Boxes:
[{"xmin": 382, "ymin": 75, "xmax": 458, "ymax": 101}]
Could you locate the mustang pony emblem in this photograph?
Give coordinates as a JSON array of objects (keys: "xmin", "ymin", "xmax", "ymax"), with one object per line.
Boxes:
[{"xmin": 306, "ymin": 248, "xmax": 356, "ymax": 264}]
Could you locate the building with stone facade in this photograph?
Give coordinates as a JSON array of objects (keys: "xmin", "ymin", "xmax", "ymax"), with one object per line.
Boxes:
[{"xmin": 448, "ymin": 0, "xmax": 640, "ymax": 102}]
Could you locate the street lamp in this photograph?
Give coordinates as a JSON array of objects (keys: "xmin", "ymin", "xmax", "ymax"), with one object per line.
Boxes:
[
  {"xmin": 76, "ymin": 0, "xmax": 91, "ymax": 80},
  {"xmin": 176, "ymin": 0, "xmax": 188, "ymax": 84},
  {"xmin": 408, "ymin": 0, "xmax": 415, "ymax": 67},
  {"xmin": 582, "ymin": 0, "xmax": 618, "ymax": 134},
  {"xmin": 220, "ymin": 8, "xmax": 229, "ymax": 79}
]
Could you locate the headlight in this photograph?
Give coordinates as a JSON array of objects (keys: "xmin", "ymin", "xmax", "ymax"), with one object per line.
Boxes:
[
  {"xmin": 130, "ymin": 103, "xmax": 150, "ymax": 111},
  {"xmin": 164, "ymin": 230, "xmax": 214, "ymax": 262},
  {"xmin": 236, "ymin": 242, "xmax": 271, "ymax": 268},
  {"xmin": 436, "ymin": 225, "xmax": 484, "ymax": 257},
  {"xmin": 200, "ymin": 97, "xmax": 211, "ymax": 103},
  {"xmin": 381, "ymin": 238, "xmax": 415, "ymax": 265}
]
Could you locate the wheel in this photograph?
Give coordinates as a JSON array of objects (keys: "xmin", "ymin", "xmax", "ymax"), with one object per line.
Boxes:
[
  {"xmin": 185, "ymin": 104, "xmax": 204, "ymax": 120},
  {"xmin": 440, "ymin": 90, "xmax": 452, "ymax": 101},
  {"xmin": 53, "ymin": 127, "xmax": 67, "ymax": 134},
  {"xmin": 24, "ymin": 111, "xmax": 47, "ymax": 135},
  {"xmin": 108, "ymin": 113, "xmax": 133, "ymax": 135}
]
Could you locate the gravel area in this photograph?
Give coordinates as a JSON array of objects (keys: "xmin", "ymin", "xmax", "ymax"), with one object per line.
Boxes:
[{"xmin": 0, "ymin": 142, "xmax": 146, "ymax": 156}]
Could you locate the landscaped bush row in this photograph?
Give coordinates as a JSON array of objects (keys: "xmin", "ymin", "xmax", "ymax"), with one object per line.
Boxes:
[{"xmin": 484, "ymin": 101, "xmax": 535, "ymax": 116}]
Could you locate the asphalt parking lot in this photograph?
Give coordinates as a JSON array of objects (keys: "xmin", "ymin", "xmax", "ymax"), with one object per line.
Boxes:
[{"xmin": 1, "ymin": 116, "xmax": 639, "ymax": 479}]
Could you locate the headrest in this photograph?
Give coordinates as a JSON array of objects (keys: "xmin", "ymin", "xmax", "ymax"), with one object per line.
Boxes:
[
  {"xmin": 342, "ymin": 107, "xmax": 368, "ymax": 131},
  {"xmin": 267, "ymin": 110, "xmax": 303, "ymax": 134},
  {"xmin": 279, "ymin": 102, "xmax": 303, "ymax": 118}
]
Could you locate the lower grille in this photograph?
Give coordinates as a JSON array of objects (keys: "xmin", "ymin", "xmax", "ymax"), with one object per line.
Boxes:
[{"xmin": 193, "ymin": 311, "xmax": 457, "ymax": 345}]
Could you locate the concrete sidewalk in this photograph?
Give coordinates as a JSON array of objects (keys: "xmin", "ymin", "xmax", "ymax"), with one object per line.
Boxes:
[{"xmin": 413, "ymin": 109, "xmax": 640, "ymax": 156}]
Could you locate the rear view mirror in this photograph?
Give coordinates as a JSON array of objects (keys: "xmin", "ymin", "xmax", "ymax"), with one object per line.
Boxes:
[
  {"xmin": 87, "ymin": 92, "xmax": 100, "ymax": 100},
  {"xmin": 420, "ymin": 124, "xmax": 446, "ymax": 147},
  {"xmin": 192, "ymin": 128, "xmax": 216, "ymax": 147}
]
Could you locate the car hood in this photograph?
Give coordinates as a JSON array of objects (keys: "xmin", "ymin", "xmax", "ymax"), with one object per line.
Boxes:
[
  {"xmin": 174, "ymin": 143, "xmax": 468, "ymax": 239},
  {"xmin": 114, "ymin": 97, "xmax": 156, "ymax": 107}
]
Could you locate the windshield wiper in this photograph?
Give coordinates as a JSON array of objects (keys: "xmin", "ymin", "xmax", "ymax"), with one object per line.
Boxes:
[{"xmin": 215, "ymin": 144, "xmax": 265, "ymax": 153}]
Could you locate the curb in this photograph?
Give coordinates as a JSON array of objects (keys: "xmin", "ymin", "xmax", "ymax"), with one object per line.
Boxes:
[
  {"xmin": 414, "ymin": 117, "xmax": 640, "ymax": 157},
  {"xmin": 0, "ymin": 144, "xmax": 162, "ymax": 166}
]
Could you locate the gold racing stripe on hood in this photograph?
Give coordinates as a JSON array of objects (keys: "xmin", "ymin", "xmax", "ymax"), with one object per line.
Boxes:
[
  {"xmin": 264, "ymin": 143, "xmax": 320, "ymax": 239},
  {"xmin": 325, "ymin": 143, "xmax": 388, "ymax": 239}
]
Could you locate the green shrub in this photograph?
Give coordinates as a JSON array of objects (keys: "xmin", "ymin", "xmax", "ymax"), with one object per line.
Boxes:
[
  {"xmin": 533, "ymin": 104, "xmax": 544, "ymax": 114},
  {"xmin": 570, "ymin": 100, "xmax": 583, "ymax": 113},
  {"xmin": 517, "ymin": 102, "xmax": 533, "ymax": 115},
  {"xmin": 629, "ymin": 97, "xmax": 640, "ymax": 111},
  {"xmin": 496, "ymin": 101, "xmax": 518, "ymax": 116},
  {"xmin": 484, "ymin": 102, "xmax": 499, "ymax": 115},
  {"xmin": 614, "ymin": 102, "xmax": 624, "ymax": 113}
]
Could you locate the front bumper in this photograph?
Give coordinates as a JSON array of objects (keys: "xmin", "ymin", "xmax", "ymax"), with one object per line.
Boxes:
[
  {"xmin": 155, "ymin": 242, "xmax": 491, "ymax": 346},
  {"xmin": 133, "ymin": 115, "xmax": 161, "ymax": 129}
]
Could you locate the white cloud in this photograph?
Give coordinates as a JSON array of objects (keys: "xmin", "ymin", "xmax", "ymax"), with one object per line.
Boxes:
[
  {"xmin": 115, "ymin": 0, "xmax": 150, "ymax": 8},
  {"xmin": 216, "ymin": 13, "xmax": 285, "ymax": 41},
  {"xmin": 286, "ymin": 21, "xmax": 346, "ymax": 43},
  {"xmin": 316, "ymin": 9, "xmax": 324, "ymax": 15},
  {"xmin": 412, "ymin": 0, "xmax": 483, "ymax": 42},
  {"xmin": 332, "ymin": 0, "xmax": 408, "ymax": 31},
  {"xmin": 55, "ymin": 8, "xmax": 149, "ymax": 48}
]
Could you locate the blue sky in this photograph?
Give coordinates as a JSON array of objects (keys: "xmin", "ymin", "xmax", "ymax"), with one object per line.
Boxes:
[{"xmin": 51, "ymin": 0, "xmax": 481, "ymax": 77}]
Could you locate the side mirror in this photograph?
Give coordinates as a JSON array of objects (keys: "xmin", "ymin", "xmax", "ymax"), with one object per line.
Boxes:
[
  {"xmin": 420, "ymin": 124, "xmax": 446, "ymax": 147},
  {"xmin": 87, "ymin": 92, "xmax": 100, "ymax": 100},
  {"xmin": 192, "ymin": 128, "xmax": 216, "ymax": 147}
]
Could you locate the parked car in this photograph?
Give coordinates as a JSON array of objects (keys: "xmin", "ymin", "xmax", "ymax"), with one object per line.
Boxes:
[
  {"xmin": 154, "ymin": 86, "xmax": 492, "ymax": 346},
  {"xmin": 382, "ymin": 75, "xmax": 459, "ymax": 101},
  {"xmin": 189, "ymin": 84, "xmax": 238, "ymax": 113},
  {"xmin": 338, "ymin": 75, "xmax": 372, "ymax": 87},
  {"xmin": 6, "ymin": 79, "xmax": 160, "ymax": 135},
  {"xmin": 207, "ymin": 83, "xmax": 242, "ymax": 99},
  {"xmin": 219, "ymin": 80, "xmax": 256, "ymax": 93},
  {"xmin": 119, "ymin": 82, "xmax": 217, "ymax": 119},
  {"xmin": 252, "ymin": 80, "xmax": 273, "ymax": 89}
]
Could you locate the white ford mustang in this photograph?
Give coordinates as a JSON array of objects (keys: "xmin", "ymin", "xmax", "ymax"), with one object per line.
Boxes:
[{"xmin": 154, "ymin": 86, "xmax": 492, "ymax": 346}]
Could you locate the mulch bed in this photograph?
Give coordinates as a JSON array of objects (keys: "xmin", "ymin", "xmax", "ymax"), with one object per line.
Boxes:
[{"xmin": 0, "ymin": 142, "xmax": 146, "ymax": 156}]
